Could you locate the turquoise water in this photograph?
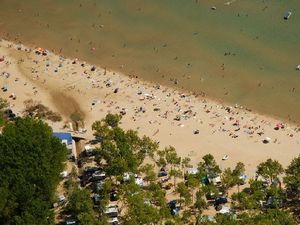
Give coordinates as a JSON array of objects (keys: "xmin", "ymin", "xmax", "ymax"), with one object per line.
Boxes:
[{"xmin": 1, "ymin": 0, "xmax": 300, "ymax": 123}]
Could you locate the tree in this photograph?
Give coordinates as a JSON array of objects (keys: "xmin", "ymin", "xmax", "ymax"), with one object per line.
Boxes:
[
  {"xmin": 146, "ymin": 183, "xmax": 170, "ymax": 219},
  {"xmin": 186, "ymin": 174, "xmax": 199, "ymax": 203},
  {"xmin": 221, "ymin": 168, "xmax": 236, "ymax": 192},
  {"xmin": 165, "ymin": 146, "xmax": 181, "ymax": 169},
  {"xmin": 252, "ymin": 209, "xmax": 296, "ymax": 225},
  {"xmin": 176, "ymin": 182, "xmax": 192, "ymax": 207},
  {"xmin": 139, "ymin": 136, "xmax": 159, "ymax": 159},
  {"xmin": 182, "ymin": 157, "xmax": 191, "ymax": 174},
  {"xmin": 164, "ymin": 146, "xmax": 181, "ymax": 188},
  {"xmin": 0, "ymin": 117, "xmax": 67, "ymax": 225},
  {"xmin": 104, "ymin": 113, "xmax": 122, "ymax": 128},
  {"xmin": 196, "ymin": 162, "xmax": 208, "ymax": 181},
  {"xmin": 215, "ymin": 214, "xmax": 238, "ymax": 225},
  {"xmin": 156, "ymin": 150, "xmax": 167, "ymax": 168},
  {"xmin": 140, "ymin": 164, "xmax": 157, "ymax": 184},
  {"xmin": 92, "ymin": 113, "xmax": 121, "ymax": 140},
  {"xmin": 233, "ymin": 162, "xmax": 245, "ymax": 176},
  {"xmin": 121, "ymin": 183, "xmax": 159, "ymax": 225},
  {"xmin": 170, "ymin": 168, "xmax": 182, "ymax": 188},
  {"xmin": 202, "ymin": 154, "xmax": 221, "ymax": 175},
  {"xmin": 231, "ymin": 191, "xmax": 257, "ymax": 210},
  {"xmin": 68, "ymin": 188, "xmax": 100, "ymax": 225},
  {"xmin": 233, "ymin": 162, "xmax": 246, "ymax": 193},
  {"xmin": 284, "ymin": 155, "xmax": 300, "ymax": 197},
  {"xmin": 93, "ymin": 114, "xmax": 159, "ymax": 178},
  {"xmin": 222, "ymin": 162, "xmax": 246, "ymax": 193},
  {"xmin": 249, "ymin": 179, "xmax": 267, "ymax": 205},
  {"xmin": 256, "ymin": 159, "xmax": 283, "ymax": 184},
  {"xmin": 194, "ymin": 189, "xmax": 206, "ymax": 214}
]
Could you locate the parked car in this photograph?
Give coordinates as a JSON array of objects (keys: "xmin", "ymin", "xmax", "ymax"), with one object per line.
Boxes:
[
  {"xmin": 168, "ymin": 200, "xmax": 180, "ymax": 215},
  {"xmin": 91, "ymin": 171, "xmax": 106, "ymax": 181},
  {"xmin": 93, "ymin": 194, "xmax": 101, "ymax": 205},
  {"xmin": 214, "ymin": 197, "xmax": 228, "ymax": 206},
  {"xmin": 158, "ymin": 171, "xmax": 168, "ymax": 177},
  {"xmin": 84, "ymin": 167, "xmax": 99, "ymax": 177},
  {"xmin": 105, "ymin": 205, "xmax": 119, "ymax": 218},
  {"xmin": 65, "ymin": 218, "xmax": 76, "ymax": 225}
]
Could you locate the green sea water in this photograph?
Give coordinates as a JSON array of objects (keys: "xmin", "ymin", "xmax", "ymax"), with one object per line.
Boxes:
[{"xmin": 1, "ymin": 0, "xmax": 300, "ymax": 123}]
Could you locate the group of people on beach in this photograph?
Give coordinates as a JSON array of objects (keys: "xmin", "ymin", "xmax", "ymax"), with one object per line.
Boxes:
[{"xmin": 1, "ymin": 40, "xmax": 299, "ymax": 152}]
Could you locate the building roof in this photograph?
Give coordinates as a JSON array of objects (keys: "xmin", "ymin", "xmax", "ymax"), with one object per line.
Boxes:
[{"xmin": 53, "ymin": 132, "xmax": 72, "ymax": 145}]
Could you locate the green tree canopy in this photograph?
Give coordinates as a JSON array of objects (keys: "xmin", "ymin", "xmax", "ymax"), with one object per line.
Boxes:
[
  {"xmin": 252, "ymin": 209, "xmax": 296, "ymax": 225},
  {"xmin": 256, "ymin": 159, "xmax": 283, "ymax": 184},
  {"xmin": 284, "ymin": 155, "xmax": 300, "ymax": 197},
  {"xmin": 123, "ymin": 191, "xmax": 159, "ymax": 225},
  {"xmin": 68, "ymin": 188, "xmax": 101, "ymax": 225},
  {"xmin": 0, "ymin": 117, "xmax": 67, "ymax": 225},
  {"xmin": 201, "ymin": 154, "xmax": 221, "ymax": 175},
  {"xmin": 93, "ymin": 114, "xmax": 158, "ymax": 176}
]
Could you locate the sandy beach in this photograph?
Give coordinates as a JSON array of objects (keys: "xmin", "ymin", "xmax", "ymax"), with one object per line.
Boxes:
[{"xmin": 0, "ymin": 39, "xmax": 299, "ymax": 176}]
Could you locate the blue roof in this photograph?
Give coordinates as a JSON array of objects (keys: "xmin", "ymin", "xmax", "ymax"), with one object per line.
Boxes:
[{"xmin": 53, "ymin": 132, "xmax": 72, "ymax": 145}]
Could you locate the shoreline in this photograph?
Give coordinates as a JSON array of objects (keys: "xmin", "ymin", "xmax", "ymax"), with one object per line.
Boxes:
[
  {"xmin": 1, "ymin": 38, "xmax": 300, "ymax": 177},
  {"xmin": 3, "ymin": 37, "xmax": 299, "ymax": 127}
]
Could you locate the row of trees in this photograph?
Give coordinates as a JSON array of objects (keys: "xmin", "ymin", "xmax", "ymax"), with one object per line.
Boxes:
[
  {"xmin": 1, "ymin": 112, "xmax": 298, "ymax": 224},
  {"xmin": 64, "ymin": 114, "xmax": 300, "ymax": 225}
]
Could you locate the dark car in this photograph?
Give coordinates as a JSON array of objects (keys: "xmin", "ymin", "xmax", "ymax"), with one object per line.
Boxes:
[
  {"xmin": 77, "ymin": 158, "xmax": 86, "ymax": 168},
  {"xmin": 206, "ymin": 193, "xmax": 216, "ymax": 201},
  {"xmin": 168, "ymin": 200, "xmax": 180, "ymax": 215},
  {"xmin": 91, "ymin": 171, "xmax": 106, "ymax": 182},
  {"xmin": 158, "ymin": 171, "xmax": 168, "ymax": 177},
  {"xmin": 168, "ymin": 200, "xmax": 177, "ymax": 208},
  {"xmin": 80, "ymin": 149, "xmax": 95, "ymax": 158},
  {"xmin": 215, "ymin": 197, "xmax": 228, "ymax": 206},
  {"xmin": 84, "ymin": 167, "xmax": 99, "ymax": 177},
  {"xmin": 242, "ymin": 187, "xmax": 253, "ymax": 195}
]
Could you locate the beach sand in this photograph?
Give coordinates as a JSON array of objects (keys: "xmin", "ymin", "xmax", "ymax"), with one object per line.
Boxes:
[{"xmin": 0, "ymin": 39, "xmax": 299, "ymax": 177}]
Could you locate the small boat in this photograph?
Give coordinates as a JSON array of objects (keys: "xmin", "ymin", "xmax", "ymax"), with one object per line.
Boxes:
[
  {"xmin": 284, "ymin": 11, "xmax": 292, "ymax": 20},
  {"xmin": 222, "ymin": 155, "xmax": 229, "ymax": 160}
]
